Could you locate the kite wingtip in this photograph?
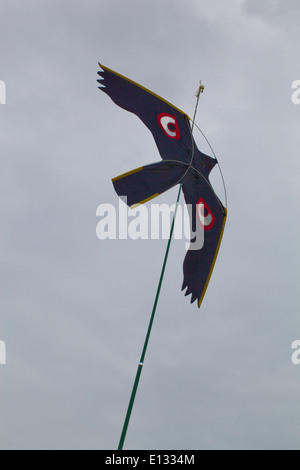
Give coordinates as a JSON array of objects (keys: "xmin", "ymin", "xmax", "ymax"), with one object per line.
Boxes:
[{"xmin": 181, "ymin": 283, "xmax": 201, "ymax": 308}]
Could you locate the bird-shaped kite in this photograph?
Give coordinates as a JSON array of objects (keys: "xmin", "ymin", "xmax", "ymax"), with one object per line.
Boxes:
[{"xmin": 97, "ymin": 63, "xmax": 227, "ymax": 308}]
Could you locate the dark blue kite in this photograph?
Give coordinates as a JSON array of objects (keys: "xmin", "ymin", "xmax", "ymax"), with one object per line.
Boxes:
[{"xmin": 98, "ymin": 63, "xmax": 227, "ymax": 308}]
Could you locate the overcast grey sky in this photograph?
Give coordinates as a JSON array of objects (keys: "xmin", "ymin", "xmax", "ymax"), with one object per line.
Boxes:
[{"xmin": 0, "ymin": 0, "xmax": 299, "ymax": 450}]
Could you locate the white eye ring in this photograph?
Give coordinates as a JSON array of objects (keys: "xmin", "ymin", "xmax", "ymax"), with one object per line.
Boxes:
[
  {"xmin": 197, "ymin": 203, "xmax": 213, "ymax": 227},
  {"xmin": 196, "ymin": 198, "xmax": 216, "ymax": 231},
  {"xmin": 159, "ymin": 115, "xmax": 177, "ymax": 137},
  {"xmin": 157, "ymin": 113, "xmax": 180, "ymax": 140}
]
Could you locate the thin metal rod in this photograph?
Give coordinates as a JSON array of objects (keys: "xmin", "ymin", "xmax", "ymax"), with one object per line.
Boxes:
[
  {"xmin": 117, "ymin": 84, "xmax": 203, "ymax": 451},
  {"xmin": 193, "ymin": 121, "xmax": 228, "ymax": 209}
]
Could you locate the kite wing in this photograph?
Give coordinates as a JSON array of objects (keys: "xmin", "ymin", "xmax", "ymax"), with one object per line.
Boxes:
[
  {"xmin": 98, "ymin": 63, "xmax": 192, "ymax": 164},
  {"xmin": 181, "ymin": 170, "xmax": 227, "ymax": 307},
  {"xmin": 112, "ymin": 160, "xmax": 188, "ymax": 208},
  {"xmin": 98, "ymin": 63, "xmax": 216, "ymax": 207}
]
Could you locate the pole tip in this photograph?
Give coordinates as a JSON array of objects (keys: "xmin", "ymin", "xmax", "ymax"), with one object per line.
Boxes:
[{"xmin": 196, "ymin": 80, "xmax": 205, "ymax": 97}]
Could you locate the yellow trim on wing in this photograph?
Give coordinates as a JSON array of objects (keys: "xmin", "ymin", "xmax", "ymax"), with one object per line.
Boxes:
[
  {"xmin": 198, "ymin": 208, "xmax": 227, "ymax": 308},
  {"xmin": 99, "ymin": 63, "xmax": 190, "ymax": 120},
  {"xmin": 130, "ymin": 193, "xmax": 160, "ymax": 209},
  {"xmin": 112, "ymin": 167, "xmax": 144, "ymax": 183}
]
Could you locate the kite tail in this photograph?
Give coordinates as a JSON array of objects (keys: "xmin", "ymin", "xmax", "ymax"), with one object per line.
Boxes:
[{"xmin": 112, "ymin": 160, "xmax": 188, "ymax": 208}]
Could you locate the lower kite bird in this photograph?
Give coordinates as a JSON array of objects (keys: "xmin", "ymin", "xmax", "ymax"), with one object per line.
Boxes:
[{"xmin": 97, "ymin": 63, "xmax": 227, "ymax": 308}]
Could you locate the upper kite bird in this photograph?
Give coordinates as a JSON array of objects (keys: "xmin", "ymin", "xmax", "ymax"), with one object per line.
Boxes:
[{"xmin": 97, "ymin": 63, "xmax": 227, "ymax": 307}]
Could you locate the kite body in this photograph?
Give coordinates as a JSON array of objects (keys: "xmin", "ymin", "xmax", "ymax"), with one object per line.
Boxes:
[{"xmin": 98, "ymin": 63, "xmax": 227, "ymax": 307}]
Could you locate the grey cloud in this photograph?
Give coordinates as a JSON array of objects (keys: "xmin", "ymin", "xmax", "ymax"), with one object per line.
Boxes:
[{"xmin": 0, "ymin": 0, "xmax": 299, "ymax": 450}]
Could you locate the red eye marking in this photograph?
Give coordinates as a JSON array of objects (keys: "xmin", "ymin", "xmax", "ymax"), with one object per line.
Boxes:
[
  {"xmin": 157, "ymin": 113, "xmax": 180, "ymax": 140},
  {"xmin": 196, "ymin": 198, "xmax": 216, "ymax": 230}
]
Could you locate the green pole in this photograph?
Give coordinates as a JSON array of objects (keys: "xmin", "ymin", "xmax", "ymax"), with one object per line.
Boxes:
[
  {"xmin": 117, "ymin": 82, "xmax": 204, "ymax": 451},
  {"xmin": 118, "ymin": 187, "xmax": 182, "ymax": 450}
]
